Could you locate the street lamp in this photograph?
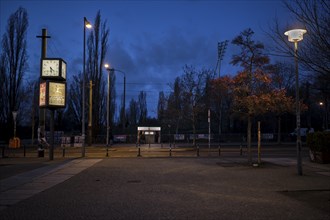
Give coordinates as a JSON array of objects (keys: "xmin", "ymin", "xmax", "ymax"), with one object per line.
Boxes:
[
  {"xmin": 104, "ymin": 65, "xmax": 127, "ymax": 143},
  {"xmin": 82, "ymin": 17, "xmax": 92, "ymax": 157},
  {"xmin": 104, "ymin": 64, "xmax": 112, "ymax": 147},
  {"xmin": 284, "ymin": 28, "xmax": 307, "ymax": 176},
  {"xmin": 104, "ymin": 66, "xmax": 127, "ymax": 129}
]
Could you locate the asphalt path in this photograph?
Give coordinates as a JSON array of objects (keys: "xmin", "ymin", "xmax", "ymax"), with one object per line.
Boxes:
[{"xmin": 1, "ymin": 157, "xmax": 329, "ymax": 220}]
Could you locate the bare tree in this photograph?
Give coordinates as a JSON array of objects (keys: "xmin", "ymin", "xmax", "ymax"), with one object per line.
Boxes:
[
  {"xmin": 86, "ymin": 10, "xmax": 110, "ymax": 141},
  {"xmin": 180, "ymin": 65, "xmax": 212, "ymax": 146},
  {"xmin": 128, "ymin": 98, "xmax": 139, "ymax": 126},
  {"xmin": 157, "ymin": 91, "xmax": 167, "ymax": 123},
  {"xmin": 64, "ymin": 73, "xmax": 83, "ymax": 131},
  {"xmin": 166, "ymin": 77, "xmax": 183, "ymax": 134},
  {"xmin": 0, "ymin": 7, "xmax": 29, "ymax": 141},
  {"xmin": 138, "ymin": 91, "xmax": 147, "ymax": 124}
]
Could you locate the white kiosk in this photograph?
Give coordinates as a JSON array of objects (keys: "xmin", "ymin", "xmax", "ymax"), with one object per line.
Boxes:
[{"xmin": 137, "ymin": 126, "xmax": 161, "ymax": 144}]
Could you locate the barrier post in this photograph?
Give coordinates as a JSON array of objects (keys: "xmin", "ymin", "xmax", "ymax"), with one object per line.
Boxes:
[
  {"xmin": 137, "ymin": 146, "xmax": 141, "ymax": 157},
  {"xmin": 169, "ymin": 144, "xmax": 172, "ymax": 157}
]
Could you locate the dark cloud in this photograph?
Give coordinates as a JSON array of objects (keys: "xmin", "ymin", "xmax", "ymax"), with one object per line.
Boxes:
[{"xmin": 107, "ymin": 27, "xmax": 219, "ymax": 116}]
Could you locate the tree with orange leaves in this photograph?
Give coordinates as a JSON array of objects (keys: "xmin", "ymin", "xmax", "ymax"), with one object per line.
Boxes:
[{"xmin": 230, "ymin": 29, "xmax": 274, "ymax": 164}]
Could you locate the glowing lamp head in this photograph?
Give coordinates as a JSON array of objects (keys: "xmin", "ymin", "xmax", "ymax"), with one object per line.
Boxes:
[
  {"xmin": 284, "ymin": 29, "xmax": 307, "ymax": 42},
  {"xmin": 85, "ymin": 22, "xmax": 92, "ymax": 29},
  {"xmin": 104, "ymin": 64, "xmax": 110, "ymax": 69},
  {"xmin": 84, "ymin": 17, "xmax": 92, "ymax": 29}
]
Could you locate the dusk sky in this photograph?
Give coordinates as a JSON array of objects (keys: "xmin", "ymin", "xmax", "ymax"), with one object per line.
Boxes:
[{"xmin": 0, "ymin": 0, "xmax": 293, "ymax": 118}]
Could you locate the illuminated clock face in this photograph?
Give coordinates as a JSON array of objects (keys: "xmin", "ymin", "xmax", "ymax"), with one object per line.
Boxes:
[
  {"xmin": 42, "ymin": 59, "xmax": 60, "ymax": 76},
  {"xmin": 61, "ymin": 61, "xmax": 66, "ymax": 79}
]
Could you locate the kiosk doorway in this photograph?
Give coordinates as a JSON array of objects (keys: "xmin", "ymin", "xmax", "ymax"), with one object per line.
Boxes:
[{"xmin": 137, "ymin": 127, "xmax": 161, "ymax": 144}]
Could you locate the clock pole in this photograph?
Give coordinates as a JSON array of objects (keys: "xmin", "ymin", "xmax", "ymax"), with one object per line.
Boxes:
[{"xmin": 37, "ymin": 28, "xmax": 50, "ymax": 158}]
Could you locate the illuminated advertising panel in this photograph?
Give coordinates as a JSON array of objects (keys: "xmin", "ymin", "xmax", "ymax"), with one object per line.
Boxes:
[
  {"xmin": 49, "ymin": 82, "xmax": 66, "ymax": 107},
  {"xmin": 39, "ymin": 82, "xmax": 47, "ymax": 107},
  {"xmin": 39, "ymin": 81, "xmax": 66, "ymax": 108}
]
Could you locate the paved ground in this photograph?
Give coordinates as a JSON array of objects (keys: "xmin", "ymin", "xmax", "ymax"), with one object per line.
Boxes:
[{"xmin": 0, "ymin": 145, "xmax": 329, "ymax": 220}]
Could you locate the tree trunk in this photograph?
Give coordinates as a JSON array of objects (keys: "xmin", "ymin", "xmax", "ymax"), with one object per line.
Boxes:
[
  {"xmin": 247, "ymin": 115, "xmax": 252, "ymax": 164},
  {"xmin": 218, "ymin": 99, "xmax": 222, "ymax": 144},
  {"xmin": 193, "ymin": 111, "xmax": 196, "ymax": 146},
  {"xmin": 277, "ymin": 116, "xmax": 281, "ymax": 144}
]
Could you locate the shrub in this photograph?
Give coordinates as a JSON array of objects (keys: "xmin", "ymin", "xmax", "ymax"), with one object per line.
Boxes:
[{"xmin": 307, "ymin": 131, "xmax": 330, "ymax": 152}]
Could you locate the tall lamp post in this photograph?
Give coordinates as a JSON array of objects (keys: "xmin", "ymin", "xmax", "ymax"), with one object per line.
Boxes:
[
  {"xmin": 104, "ymin": 64, "xmax": 112, "ymax": 147},
  {"xmin": 104, "ymin": 65, "xmax": 127, "ymax": 144},
  {"xmin": 284, "ymin": 28, "xmax": 307, "ymax": 176},
  {"xmin": 216, "ymin": 40, "xmax": 228, "ymax": 149},
  {"xmin": 82, "ymin": 17, "xmax": 92, "ymax": 157},
  {"xmin": 217, "ymin": 40, "xmax": 228, "ymax": 78}
]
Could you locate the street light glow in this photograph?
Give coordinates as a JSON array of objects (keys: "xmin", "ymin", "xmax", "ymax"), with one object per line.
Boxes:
[
  {"xmin": 85, "ymin": 20, "xmax": 92, "ymax": 29},
  {"xmin": 284, "ymin": 29, "xmax": 307, "ymax": 42},
  {"xmin": 104, "ymin": 63, "xmax": 110, "ymax": 69}
]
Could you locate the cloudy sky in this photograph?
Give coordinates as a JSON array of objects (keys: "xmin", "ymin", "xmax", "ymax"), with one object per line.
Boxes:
[{"xmin": 0, "ymin": 0, "xmax": 292, "ymax": 118}]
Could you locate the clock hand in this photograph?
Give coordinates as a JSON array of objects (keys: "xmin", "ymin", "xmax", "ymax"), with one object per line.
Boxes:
[{"xmin": 50, "ymin": 67, "xmax": 53, "ymax": 73}]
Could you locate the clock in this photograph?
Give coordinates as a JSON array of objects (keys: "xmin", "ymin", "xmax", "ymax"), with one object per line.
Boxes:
[{"xmin": 41, "ymin": 58, "xmax": 66, "ymax": 80}]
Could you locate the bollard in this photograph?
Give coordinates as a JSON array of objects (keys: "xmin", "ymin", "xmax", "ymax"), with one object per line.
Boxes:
[
  {"xmin": 218, "ymin": 145, "xmax": 221, "ymax": 156},
  {"xmin": 197, "ymin": 145, "xmax": 200, "ymax": 157},
  {"xmin": 106, "ymin": 147, "xmax": 109, "ymax": 157},
  {"xmin": 62, "ymin": 147, "xmax": 65, "ymax": 157},
  {"xmin": 137, "ymin": 146, "xmax": 141, "ymax": 157},
  {"xmin": 23, "ymin": 144, "xmax": 26, "ymax": 157},
  {"xmin": 38, "ymin": 145, "xmax": 44, "ymax": 158},
  {"xmin": 240, "ymin": 145, "xmax": 243, "ymax": 156},
  {"xmin": 169, "ymin": 146, "xmax": 172, "ymax": 157},
  {"xmin": 38, "ymin": 148, "xmax": 44, "ymax": 157}
]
